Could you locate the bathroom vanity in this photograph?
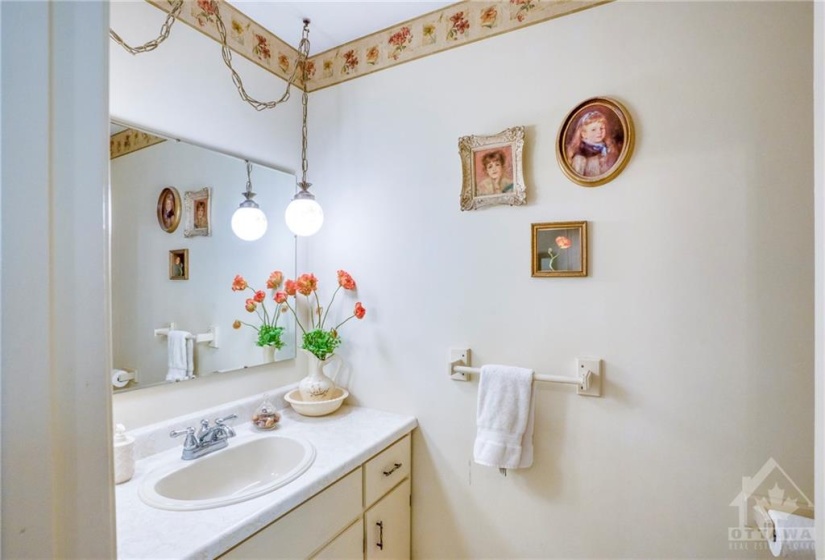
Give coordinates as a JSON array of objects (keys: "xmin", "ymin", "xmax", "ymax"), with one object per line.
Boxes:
[
  {"xmin": 221, "ymin": 434, "xmax": 411, "ymax": 559},
  {"xmin": 115, "ymin": 392, "xmax": 416, "ymax": 559}
]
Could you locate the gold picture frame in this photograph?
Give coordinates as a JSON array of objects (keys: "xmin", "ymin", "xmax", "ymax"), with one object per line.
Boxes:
[
  {"xmin": 169, "ymin": 248, "xmax": 189, "ymax": 280},
  {"xmin": 458, "ymin": 126, "xmax": 527, "ymax": 211},
  {"xmin": 156, "ymin": 186, "xmax": 182, "ymax": 233},
  {"xmin": 557, "ymin": 97, "xmax": 634, "ymax": 187},
  {"xmin": 531, "ymin": 221, "xmax": 588, "ymax": 277}
]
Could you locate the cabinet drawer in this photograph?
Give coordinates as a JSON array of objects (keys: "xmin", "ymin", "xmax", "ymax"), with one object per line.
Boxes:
[
  {"xmin": 364, "ymin": 435, "xmax": 410, "ymax": 508},
  {"xmin": 220, "ymin": 468, "xmax": 362, "ymax": 559}
]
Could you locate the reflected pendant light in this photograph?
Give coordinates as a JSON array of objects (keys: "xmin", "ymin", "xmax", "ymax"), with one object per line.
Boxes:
[
  {"xmin": 231, "ymin": 161, "xmax": 268, "ymax": 241},
  {"xmin": 285, "ymin": 20, "xmax": 324, "ymax": 237}
]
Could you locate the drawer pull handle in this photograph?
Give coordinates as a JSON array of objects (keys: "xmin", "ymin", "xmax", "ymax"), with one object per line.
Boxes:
[
  {"xmin": 376, "ymin": 521, "xmax": 384, "ymax": 550},
  {"xmin": 383, "ymin": 462, "xmax": 402, "ymax": 477}
]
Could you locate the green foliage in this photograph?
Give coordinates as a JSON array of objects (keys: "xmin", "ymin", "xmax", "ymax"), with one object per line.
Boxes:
[
  {"xmin": 301, "ymin": 328, "xmax": 341, "ymax": 361},
  {"xmin": 257, "ymin": 325, "xmax": 285, "ymax": 350}
]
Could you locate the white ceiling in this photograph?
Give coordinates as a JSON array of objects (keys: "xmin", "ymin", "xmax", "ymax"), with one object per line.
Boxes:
[{"xmin": 226, "ymin": 1, "xmax": 456, "ymax": 54}]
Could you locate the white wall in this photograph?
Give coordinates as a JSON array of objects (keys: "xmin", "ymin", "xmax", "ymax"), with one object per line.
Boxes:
[
  {"xmin": 1, "ymin": 2, "xmax": 114, "ymax": 557},
  {"xmin": 307, "ymin": 2, "xmax": 814, "ymax": 558},
  {"xmin": 814, "ymin": 1, "xmax": 823, "ymax": 557},
  {"xmin": 110, "ymin": 0, "xmax": 307, "ymax": 426}
]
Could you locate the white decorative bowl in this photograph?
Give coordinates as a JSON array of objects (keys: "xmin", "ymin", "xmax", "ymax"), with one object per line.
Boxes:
[{"xmin": 285, "ymin": 387, "xmax": 349, "ymax": 417}]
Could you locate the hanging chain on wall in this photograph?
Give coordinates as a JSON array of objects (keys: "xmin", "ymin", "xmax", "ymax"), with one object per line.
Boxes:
[
  {"xmin": 109, "ymin": 0, "xmax": 184, "ymax": 55},
  {"xmin": 109, "ymin": 0, "xmax": 311, "ymax": 112},
  {"xmin": 213, "ymin": 10, "xmax": 310, "ymax": 111}
]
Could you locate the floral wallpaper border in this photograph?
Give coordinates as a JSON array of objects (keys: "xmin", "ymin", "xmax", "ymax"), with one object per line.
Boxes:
[
  {"xmin": 110, "ymin": 128, "xmax": 166, "ymax": 159},
  {"xmin": 304, "ymin": 0, "xmax": 611, "ymax": 91},
  {"xmin": 143, "ymin": 0, "xmax": 610, "ymax": 92},
  {"xmin": 145, "ymin": 0, "xmax": 302, "ymax": 85}
]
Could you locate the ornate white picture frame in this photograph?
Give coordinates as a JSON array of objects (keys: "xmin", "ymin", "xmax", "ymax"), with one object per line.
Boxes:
[
  {"xmin": 459, "ymin": 126, "xmax": 527, "ymax": 211},
  {"xmin": 183, "ymin": 187, "xmax": 212, "ymax": 238}
]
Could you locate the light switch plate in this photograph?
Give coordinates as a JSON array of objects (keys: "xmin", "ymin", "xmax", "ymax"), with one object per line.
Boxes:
[{"xmin": 577, "ymin": 357, "xmax": 601, "ymax": 397}]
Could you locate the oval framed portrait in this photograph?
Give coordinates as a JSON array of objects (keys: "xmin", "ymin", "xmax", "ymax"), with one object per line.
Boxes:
[
  {"xmin": 156, "ymin": 186, "xmax": 181, "ymax": 233},
  {"xmin": 556, "ymin": 97, "xmax": 635, "ymax": 187}
]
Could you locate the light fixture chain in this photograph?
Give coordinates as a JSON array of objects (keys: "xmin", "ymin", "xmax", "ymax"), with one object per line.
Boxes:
[
  {"xmin": 110, "ymin": 0, "xmax": 311, "ymax": 114},
  {"xmin": 214, "ymin": 4, "xmax": 310, "ymax": 112},
  {"xmin": 300, "ymin": 54, "xmax": 309, "ymax": 186},
  {"xmin": 109, "ymin": 0, "xmax": 184, "ymax": 55},
  {"xmin": 246, "ymin": 161, "xmax": 254, "ymax": 195}
]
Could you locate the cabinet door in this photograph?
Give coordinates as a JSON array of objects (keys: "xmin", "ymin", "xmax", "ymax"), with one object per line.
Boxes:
[
  {"xmin": 364, "ymin": 479, "xmax": 410, "ymax": 560},
  {"xmin": 312, "ymin": 519, "xmax": 363, "ymax": 560},
  {"xmin": 220, "ymin": 469, "xmax": 362, "ymax": 559}
]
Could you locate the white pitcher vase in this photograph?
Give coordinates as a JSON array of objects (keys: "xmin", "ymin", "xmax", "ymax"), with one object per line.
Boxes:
[
  {"xmin": 262, "ymin": 345, "xmax": 276, "ymax": 363},
  {"xmin": 299, "ymin": 351, "xmax": 340, "ymax": 401}
]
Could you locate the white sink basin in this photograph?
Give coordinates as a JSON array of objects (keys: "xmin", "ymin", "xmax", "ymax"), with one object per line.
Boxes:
[{"xmin": 138, "ymin": 434, "xmax": 316, "ymax": 511}]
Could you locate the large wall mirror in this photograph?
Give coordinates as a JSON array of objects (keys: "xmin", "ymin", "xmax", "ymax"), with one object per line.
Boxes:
[{"xmin": 110, "ymin": 123, "xmax": 297, "ymax": 392}]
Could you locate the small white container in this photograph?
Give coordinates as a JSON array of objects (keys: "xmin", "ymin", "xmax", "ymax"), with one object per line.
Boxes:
[{"xmin": 113, "ymin": 424, "xmax": 135, "ymax": 484}]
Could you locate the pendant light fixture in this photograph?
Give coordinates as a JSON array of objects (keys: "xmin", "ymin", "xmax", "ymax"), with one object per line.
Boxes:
[
  {"xmin": 231, "ymin": 161, "xmax": 268, "ymax": 241},
  {"xmin": 285, "ymin": 20, "xmax": 324, "ymax": 237}
]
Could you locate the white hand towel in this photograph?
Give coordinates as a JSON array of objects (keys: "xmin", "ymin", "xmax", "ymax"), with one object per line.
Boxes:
[
  {"xmin": 185, "ymin": 337, "xmax": 194, "ymax": 378},
  {"xmin": 473, "ymin": 364, "xmax": 535, "ymax": 470},
  {"xmin": 165, "ymin": 330, "xmax": 191, "ymax": 382}
]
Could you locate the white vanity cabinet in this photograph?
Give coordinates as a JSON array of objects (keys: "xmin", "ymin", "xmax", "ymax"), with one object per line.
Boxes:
[{"xmin": 220, "ymin": 433, "xmax": 412, "ymax": 560}]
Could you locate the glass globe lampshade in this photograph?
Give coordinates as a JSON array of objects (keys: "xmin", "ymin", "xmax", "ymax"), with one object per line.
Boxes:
[
  {"xmin": 231, "ymin": 205, "xmax": 268, "ymax": 241},
  {"xmin": 285, "ymin": 195, "xmax": 324, "ymax": 237}
]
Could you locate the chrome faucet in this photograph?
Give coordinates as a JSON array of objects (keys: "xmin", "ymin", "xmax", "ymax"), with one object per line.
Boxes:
[{"xmin": 170, "ymin": 414, "xmax": 237, "ymax": 460}]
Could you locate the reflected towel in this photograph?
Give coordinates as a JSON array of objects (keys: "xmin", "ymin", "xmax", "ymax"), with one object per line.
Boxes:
[
  {"xmin": 473, "ymin": 364, "xmax": 535, "ymax": 470},
  {"xmin": 165, "ymin": 330, "xmax": 191, "ymax": 382}
]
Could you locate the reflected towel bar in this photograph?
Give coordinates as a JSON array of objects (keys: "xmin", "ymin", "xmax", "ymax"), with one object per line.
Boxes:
[
  {"xmin": 448, "ymin": 347, "xmax": 601, "ymax": 397},
  {"xmin": 154, "ymin": 323, "xmax": 219, "ymax": 348}
]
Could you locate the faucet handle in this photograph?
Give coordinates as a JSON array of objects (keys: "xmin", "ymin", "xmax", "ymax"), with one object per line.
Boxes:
[
  {"xmin": 215, "ymin": 414, "xmax": 237, "ymax": 437},
  {"xmin": 170, "ymin": 426, "xmax": 197, "ymax": 450}
]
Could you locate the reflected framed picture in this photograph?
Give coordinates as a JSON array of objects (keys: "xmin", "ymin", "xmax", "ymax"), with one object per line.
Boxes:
[
  {"xmin": 557, "ymin": 97, "xmax": 634, "ymax": 187},
  {"xmin": 531, "ymin": 221, "xmax": 588, "ymax": 277},
  {"xmin": 156, "ymin": 186, "xmax": 181, "ymax": 233},
  {"xmin": 184, "ymin": 188, "xmax": 212, "ymax": 238},
  {"xmin": 169, "ymin": 248, "xmax": 188, "ymax": 280},
  {"xmin": 459, "ymin": 126, "xmax": 527, "ymax": 211}
]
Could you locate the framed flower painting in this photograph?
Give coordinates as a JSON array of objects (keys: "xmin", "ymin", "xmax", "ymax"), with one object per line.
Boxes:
[{"xmin": 531, "ymin": 221, "xmax": 588, "ymax": 278}]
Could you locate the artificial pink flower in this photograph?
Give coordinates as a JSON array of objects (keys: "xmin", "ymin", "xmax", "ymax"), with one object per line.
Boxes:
[
  {"xmin": 266, "ymin": 271, "xmax": 284, "ymax": 290},
  {"xmin": 274, "ymin": 291, "xmax": 287, "ymax": 304},
  {"xmin": 296, "ymin": 273, "xmax": 318, "ymax": 296},
  {"xmin": 253, "ymin": 290, "xmax": 266, "ymax": 303},
  {"xmin": 556, "ymin": 236, "xmax": 572, "ymax": 249},
  {"xmin": 337, "ymin": 270, "xmax": 357, "ymax": 291},
  {"xmin": 232, "ymin": 275, "xmax": 248, "ymax": 291},
  {"xmin": 284, "ymin": 279, "xmax": 297, "ymax": 296},
  {"xmin": 354, "ymin": 302, "xmax": 366, "ymax": 319},
  {"xmin": 245, "ymin": 299, "xmax": 257, "ymax": 312}
]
